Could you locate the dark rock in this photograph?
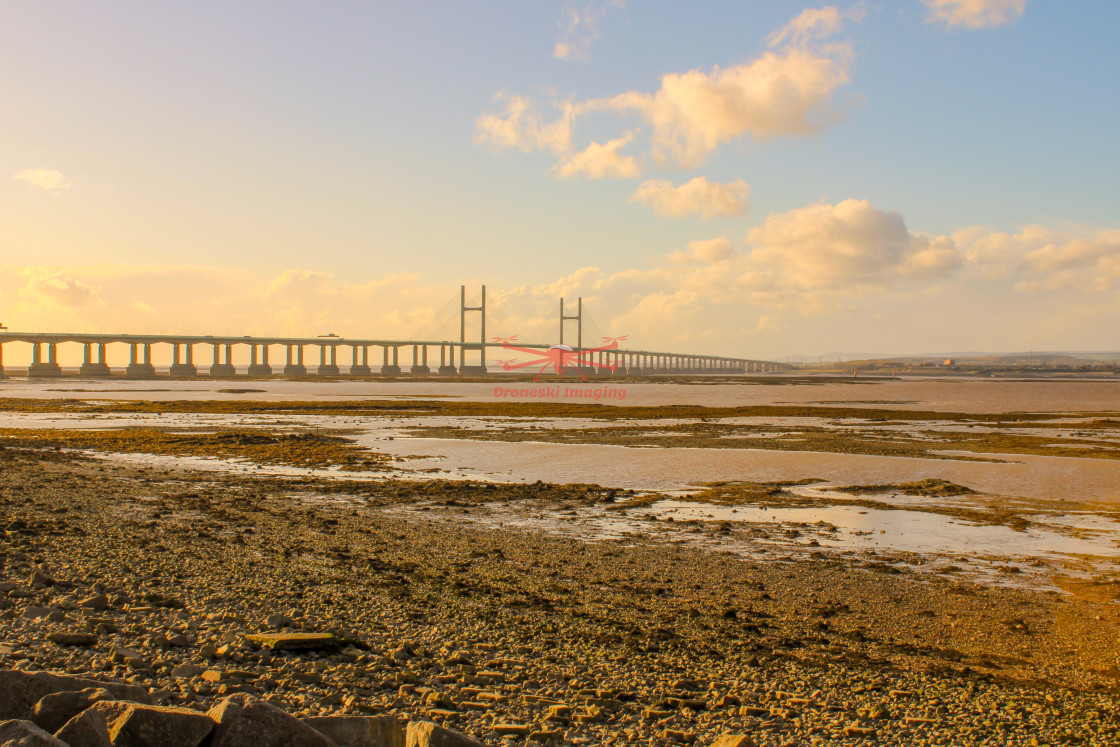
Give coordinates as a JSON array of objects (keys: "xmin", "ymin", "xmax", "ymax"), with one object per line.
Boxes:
[
  {"xmin": 52, "ymin": 706, "xmax": 111, "ymax": 747},
  {"xmin": 304, "ymin": 715, "xmax": 405, "ymax": 747},
  {"xmin": 244, "ymin": 633, "xmax": 340, "ymax": 651},
  {"xmin": 59, "ymin": 701, "xmax": 214, "ymax": 747},
  {"xmin": 0, "ymin": 670, "xmax": 151, "ymax": 720},
  {"xmin": 47, "ymin": 632, "xmax": 97, "ymax": 647},
  {"xmin": 405, "ymin": 721, "xmax": 490, "ymax": 747},
  {"xmin": 0, "ymin": 719, "xmax": 68, "ymax": 746},
  {"xmin": 207, "ymin": 693, "xmax": 337, "ymax": 747},
  {"xmin": 29, "ymin": 687, "xmax": 116, "ymax": 734}
]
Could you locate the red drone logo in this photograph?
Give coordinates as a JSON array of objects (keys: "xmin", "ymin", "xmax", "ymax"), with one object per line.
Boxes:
[{"xmin": 493, "ymin": 335, "xmax": 627, "ymax": 382}]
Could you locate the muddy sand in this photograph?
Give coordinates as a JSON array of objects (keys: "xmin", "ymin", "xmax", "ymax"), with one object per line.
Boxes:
[{"xmin": 1, "ymin": 435, "xmax": 1118, "ymax": 745}]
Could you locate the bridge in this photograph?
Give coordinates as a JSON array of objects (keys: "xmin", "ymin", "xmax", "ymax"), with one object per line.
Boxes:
[{"xmin": 0, "ymin": 287, "xmax": 790, "ymax": 378}]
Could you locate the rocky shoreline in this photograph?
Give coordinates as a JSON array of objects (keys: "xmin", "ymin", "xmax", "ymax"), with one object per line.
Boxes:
[{"xmin": 1, "ymin": 443, "xmax": 1117, "ymax": 745}]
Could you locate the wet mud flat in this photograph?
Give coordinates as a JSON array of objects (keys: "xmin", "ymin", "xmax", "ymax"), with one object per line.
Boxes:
[{"xmin": 1, "ymin": 446, "xmax": 1119, "ymax": 745}]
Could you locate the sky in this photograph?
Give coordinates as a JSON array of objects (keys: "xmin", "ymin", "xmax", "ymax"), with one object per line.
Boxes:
[{"xmin": 2, "ymin": 0, "xmax": 1119, "ymax": 364}]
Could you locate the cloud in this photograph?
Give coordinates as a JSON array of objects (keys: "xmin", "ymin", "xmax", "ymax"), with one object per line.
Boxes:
[
  {"xmin": 592, "ymin": 42, "xmax": 853, "ymax": 169},
  {"xmin": 476, "ymin": 6, "xmax": 859, "ymax": 172},
  {"xmin": 956, "ymin": 224, "xmax": 1120, "ymax": 291},
  {"xmin": 554, "ymin": 1, "xmax": 624, "ymax": 62},
  {"xmin": 767, "ymin": 4, "xmax": 866, "ymax": 48},
  {"xmin": 631, "ymin": 177, "xmax": 750, "ymax": 218},
  {"xmin": 923, "ymin": 0, "xmax": 1026, "ymax": 29},
  {"xmin": 554, "ymin": 132, "xmax": 642, "ymax": 179},
  {"xmin": 12, "ymin": 169, "xmax": 71, "ymax": 191},
  {"xmin": 666, "ymin": 237, "xmax": 736, "ymax": 265},
  {"xmin": 744, "ymin": 199, "xmax": 960, "ymax": 291},
  {"xmin": 19, "ymin": 268, "xmax": 103, "ymax": 308},
  {"xmin": 474, "ymin": 94, "xmax": 575, "ymax": 155}
]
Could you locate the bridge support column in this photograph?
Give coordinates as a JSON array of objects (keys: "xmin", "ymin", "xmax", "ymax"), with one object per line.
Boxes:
[
  {"xmin": 0, "ymin": 342, "xmax": 4, "ymax": 378},
  {"xmin": 28, "ymin": 341, "xmax": 63, "ymax": 377},
  {"xmin": 209, "ymin": 343, "xmax": 235, "ymax": 376},
  {"xmin": 381, "ymin": 346, "xmax": 401, "ymax": 375},
  {"xmin": 349, "ymin": 345, "xmax": 372, "ymax": 376},
  {"xmin": 125, "ymin": 343, "xmax": 156, "ymax": 378},
  {"xmin": 283, "ymin": 345, "xmax": 307, "ymax": 376},
  {"xmin": 248, "ymin": 344, "xmax": 272, "ymax": 376},
  {"xmin": 438, "ymin": 343, "xmax": 456, "ymax": 375},
  {"xmin": 79, "ymin": 342, "xmax": 111, "ymax": 376},
  {"xmin": 169, "ymin": 343, "xmax": 198, "ymax": 376},
  {"xmin": 317, "ymin": 345, "xmax": 340, "ymax": 376},
  {"xmin": 410, "ymin": 344, "xmax": 430, "ymax": 375}
]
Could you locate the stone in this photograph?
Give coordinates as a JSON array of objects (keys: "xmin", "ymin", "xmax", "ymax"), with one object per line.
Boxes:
[
  {"xmin": 28, "ymin": 688, "xmax": 116, "ymax": 734},
  {"xmin": 245, "ymin": 632, "xmax": 340, "ymax": 651},
  {"xmin": 142, "ymin": 593, "xmax": 184, "ymax": 609},
  {"xmin": 265, "ymin": 614, "xmax": 293, "ymax": 629},
  {"xmin": 79, "ymin": 595, "xmax": 110, "ymax": 611},
  {"xmin": 303, "ymin": 715, "xmax": 406, "ymax": 747},
  {"xmin": 62, "ymin": 701, "xmax": 214, "ymax": 747},
  {"xmin": 52, "ymin": 707, "xmax": 112, "ymax": 747},
  {"xmin": 404, "ymin": 721, "xmax": 489, "ymax": 747},
  {"xmin": 493, "ymin": 723, "xmax": 530, "ymax": 736},
  {"xmin": 207, "ymin": 693, "xmax": 337, "ymax": 747},
  {"xmin": 109, "ymin": 647, "xmax": 149, "ymax": 669},
  {"xmin": 0, "ymin": 719, "xmax": 68, "ymax": 746},
  {"xmin": 0, "ymin": 669, "xmax": 151, "ymax": 720},
  {"xmin": 171, "ymin": 664, "xmax": 205, "ymax": 679},
  {"xmin": 29, "ymin": 569, "xmax": 54, "ymax": 588},
  {"xmin": 708, "ymin": 737, "xmax": 759, "ymax": 747},
  {"xmin": 47, "ymin": 632, "xmax": 97, "ymax": 647}
]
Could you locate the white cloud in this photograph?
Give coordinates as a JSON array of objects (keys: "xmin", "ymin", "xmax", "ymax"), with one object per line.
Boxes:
[
  {"xmin": 474, "ymin": 94, "xmax": 575, "ymax": 155},
  {"xmin": 19, "ymin": 268, "xmax": 103, "ymax": 308},
  {"xmin": 923, "ymin": 0, "xmax": 1026, "ymax": 29},
  {"xmin": 12, "ymin": 169, "xmax": 71, "ymax": 191},
  {"xmin": 554, "ymin": 1, "xmax": 624, "ymax": 62},
  {"xmin": 666, "ymin": 237, "xmax": 736, "ymax": 265},
  {"xmin": 767, "ymin": 5, "xmax": 866, "ymax": 48},
  {"xmin": 476, "ymin": 6, "xmax": 859, "ymax": 172},
  {"xmin": 956, "ymin": 224, "xmax": 1120, "ymax": 291},
  {"xmin": 554, "ymin": 133, "xmax": 642, "ymax": 179},
  {"xmin": 744, "ymin": 199, "xmax": 960, "ymax": 291},
  {"xmin": 593, "ymin": 43, "xmax": 853, "ymax": 169},
  {"xmin": 631, "ymin": 177, "xmax": 750, "ymax": 219}
]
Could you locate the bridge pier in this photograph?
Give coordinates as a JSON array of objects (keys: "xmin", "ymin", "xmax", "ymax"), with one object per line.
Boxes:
[
  {"xmin": 0, "ymin": 342, "xmax": 4, "ymax": 378},
  {"xmin": 79, "ymin": 343, "xmax": 112, "ymax": 376},
  {"xmin": 380, "ymin": 346, "xmax": 401, "ymax": 375},
  {"xmin": 410, "ymin": 344, "xmax": 430, "ymax": 375},
  {"xmin": 125, "ymin": 343, "xmax": 156, "ymax": 378},
  {"xmin": 317, "ymin": 345, "xmax": 340, "ymax": 376},
  {"xmin": 27, "ymin": 342, "xmax": 63, "ymax": 377},
  {"xmin": 438, "ymin": 344, "xmax": 457, "ymax": 375},
  {"xmin": 169, "ymin": 343, "xmax": 197, "ymax": 376},
  {"xmin": 349, "ymin": 345, "xmax": 372, "ymax": 376},
  {"xmin": 283, "ymin": 345, "xmax": 307, "ymax": 376},
  {"xmin": 209, "ymin": 344, "xmax": 236, "ymax": 377},
  {"xmin": 247, "ymin": 344, "xmax": 272, "ymax": 376}
]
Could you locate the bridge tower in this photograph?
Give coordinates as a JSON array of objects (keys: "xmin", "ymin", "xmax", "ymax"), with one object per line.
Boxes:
[
  {"xmin": 459, "ymin": 285, "xmax": 487, "ymax": 374},
  {"xmin": 559, "ymin": 297, "xmax": 582, "ymax": 350}
]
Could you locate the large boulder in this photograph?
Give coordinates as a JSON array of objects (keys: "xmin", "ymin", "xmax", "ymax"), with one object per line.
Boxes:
[
  {"xmin": 303, "ymin": 716, "xmax": 405, "ymax": 747},
  {"xmin": 404, "ymin": 722, "xmax": 490, "ymax": 747},
  {"xmin": 0, "ymin": 670, "xmax": 151, "ymax": 720},
  {"xmin": 0, "ymin": 719, "xmax": 68, "ymax": 746},
  {"xmin": 206, "ymin": 694, "xmax": 337, "ymax": 747},
  {"xmin": 52, "ymin": 707, "xmax": 111, "ymax": 747},
  {"xmin": 56, "ymin": 701, "xmax": 213, "ymax": 747},
  {"xmin": 28, "ymin": 688, "xmax": 116, "ymax": 734}
]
